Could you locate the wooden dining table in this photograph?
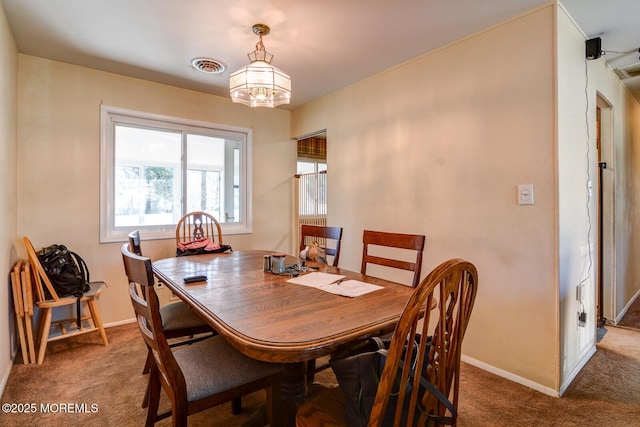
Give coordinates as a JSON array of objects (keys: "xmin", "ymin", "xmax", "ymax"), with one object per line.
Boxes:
[{"xmin": 152, "ymin": 249, "xmax": 415, "ymax": 426}]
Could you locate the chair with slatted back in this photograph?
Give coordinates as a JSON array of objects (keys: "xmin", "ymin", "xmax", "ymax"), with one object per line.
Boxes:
[
  {"xmin": 121, "ymin": 244, "xmax": 283, "ymax": 426},
  {"xmin": 23, "ymin": 236, "xmax": 109, "ymax": 364},
  {"xmin": 175, "ymin": 211, "xmax": 223, "ymax": 247},
  {"xmin": 299, "ymin": 225, "xmax": 343, "ymax": 267},
  {"xmin": 307, "ymin": 228, "xmax": 423, "ymax": 383},
  {"xmin": 301, "ymin": 225, "xmax": 344, "ymax": 382},
  {"xmin": 296, "ymin": 258, "xmax": 478, "ymax": 427},
  {"xmin": 361, "ymin": 229, "xmax": 426, "ymax": 288},
  {"xmin": 126, "ymin": 230, "xmax": 217, "ymax": 409},
  {"xmin": 128, "ymin": 231, "xmax": 213, "ymax": 343},
  {"xmin": 128, "ymin": 230, "xmax": 212, "ymax": 341}
]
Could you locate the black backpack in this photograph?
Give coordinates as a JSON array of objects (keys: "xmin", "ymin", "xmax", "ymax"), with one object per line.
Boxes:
[
  {"xmin": 36, "ymin": 244, "xmax": 91, "ymax": 299},
  {"xmin": 37, "ymin": 244, "xmax": 92, "ymax": 328}
]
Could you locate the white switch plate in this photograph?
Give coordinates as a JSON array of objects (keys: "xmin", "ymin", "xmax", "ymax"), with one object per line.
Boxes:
[{"xmin": 518, "ymin": 184, "xmax": 534, "ymax": 205}]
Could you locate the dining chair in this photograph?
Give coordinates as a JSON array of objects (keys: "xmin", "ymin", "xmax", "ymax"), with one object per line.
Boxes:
[
  {"xmin": 361, "ymin": 229, "xmax": 426, "ymax": 288},
  {"xmin": 175, "ymin": 211, "xmax": 223, "ymax": 246},
  {"xmin": 296, "ymin": 258, "xmax": 478, "ymax": 427},
  {"xmin": 121, "ymin": 245, "xmax": 283, "ymax": 426},
  {"xmin": 301, "ymin": 224, "xmax": 343, "ymax": 382},
  {"xmin": 299, "ymin": 224, "xmax": 343, "ymax": 267},
  {"xmin": 307, "ymin": 228, "xmax": 423, "ymax": 383},
  {"xmin": 127, "ymin": 232, "xmax": 213, "ymax": 339},
  {"xmin": 126, "ymin": 232, "xmax": 213, "ymax": 342},
  {"xmin": 22, "ymin": 236, "xmax": 109, "ymax": 364},
  {"xmin": 124, "ymin": 232, "xmax": 216, "ymax": 409}
]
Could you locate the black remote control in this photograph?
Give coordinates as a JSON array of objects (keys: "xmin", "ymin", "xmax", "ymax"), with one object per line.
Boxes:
[{"xmin": 183, "ymin": 275, "xmax": 207, "ymax": 283}]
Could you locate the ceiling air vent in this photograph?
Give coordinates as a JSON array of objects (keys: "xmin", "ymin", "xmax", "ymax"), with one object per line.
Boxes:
[
  {"xmin": 191, "ymin": 58, "xmax": 226, "ymax": 74},
  {"xmin": 614, "ymin": 62, "xmax": 640, "ymax": 80}
]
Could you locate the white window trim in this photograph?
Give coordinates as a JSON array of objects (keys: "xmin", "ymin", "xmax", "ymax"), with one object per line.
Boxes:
[{"xmin": 100, "ymin": 104, "xmax": 253, "ymax": 243}]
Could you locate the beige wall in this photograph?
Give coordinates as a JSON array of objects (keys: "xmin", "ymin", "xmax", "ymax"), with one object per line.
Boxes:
[
  {"xmin": 16, "ymin": 56, "xmax": 294, "ymax": 327},
  {"xmin": 0, "ymin": 1, "xmax": 18, "ymax": 391},
  {"xmin": 293, "ymin": 6, "xmax": 560, "ymax": 391}
]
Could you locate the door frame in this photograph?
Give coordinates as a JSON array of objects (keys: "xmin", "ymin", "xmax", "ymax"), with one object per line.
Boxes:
[{"xmin": 596, "ymin": 93, "xmax": 615, "ymax": 324}]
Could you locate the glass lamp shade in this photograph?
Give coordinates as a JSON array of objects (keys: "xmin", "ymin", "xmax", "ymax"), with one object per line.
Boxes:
[{"xmin": 229, "ymin": 60, "xmax": 292, "ymax": 108}]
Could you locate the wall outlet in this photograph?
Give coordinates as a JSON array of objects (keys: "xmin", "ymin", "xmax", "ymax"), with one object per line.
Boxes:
[{"xmin": 578, "ymin": 311, "xmax": 587, "ymax": 327}]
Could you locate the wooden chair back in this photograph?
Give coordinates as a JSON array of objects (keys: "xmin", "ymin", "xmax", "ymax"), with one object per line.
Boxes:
[
  {"xmin": 369, "ymin": 259, "xmax": 478, "ymax": 427},
  {"xmin": 175, "ymin": 211, "xmax": 223, "ymax": 246},
  {"xmin": 300, "ymin": 225, "xmax": 344, "ymax": 267},
  {"xmin": 23, "ymin": 236, "xmax": 60, "ymax": 302},
  {"xmin": 361, "ymin": 230, "xmax": 426, "ymax": 287},
  {"xmin": 121, "ymin": 244, "xmax": 184, "ymax": 405},
  {"xmin": 128, "ymin": 230, "xmax": 143, "ymax": 256}
]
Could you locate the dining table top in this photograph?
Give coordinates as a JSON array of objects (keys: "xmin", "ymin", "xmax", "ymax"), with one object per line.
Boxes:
[{"xmin": 151, "ymin": 249, "xmax": 416, "ymax": 364}]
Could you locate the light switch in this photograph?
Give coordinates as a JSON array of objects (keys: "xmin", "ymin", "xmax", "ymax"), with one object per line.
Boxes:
[{"xmin": 518, "ymin": 184, "xmax": 534, "ymax": 205}]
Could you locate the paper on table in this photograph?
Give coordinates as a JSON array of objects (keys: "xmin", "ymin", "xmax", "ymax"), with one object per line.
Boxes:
[
  {"xmin": 286, "ymin": 273, "xmax": 383, "ymax": 297},
  {"xmin": 286, "ymin": 272, "xmax": 345, "ymax": 287},
  {"xmin": 320, "ymin": 280, "xmax": 383, "ymax": 297}
]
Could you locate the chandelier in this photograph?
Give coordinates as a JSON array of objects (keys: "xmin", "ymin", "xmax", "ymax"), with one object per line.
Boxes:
[{"xmin": 229, "ymin": 24, "xmax": 292, "ymax": 108}]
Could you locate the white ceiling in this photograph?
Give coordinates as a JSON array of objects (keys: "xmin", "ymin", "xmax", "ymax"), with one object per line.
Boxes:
[{"xmin": 2, "ymin": 0, "xmax": 639, "ymax": 110}]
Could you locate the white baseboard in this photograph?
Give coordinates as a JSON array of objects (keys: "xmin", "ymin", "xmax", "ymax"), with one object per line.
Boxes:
[
  {"xmin": 104, "ymin": 318, "xmax": 136, "ymax": 328},
  {"xmin": 461, "ymin": 354, "xmax": 559, "ymax": 397},
  {"xmin": 559, "ymin": 345, "xmax": 596, "ymax": 395}
]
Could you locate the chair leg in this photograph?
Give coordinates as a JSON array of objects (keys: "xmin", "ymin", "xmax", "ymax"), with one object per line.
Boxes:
[
  {"xmin": 141, "ymin": 349, "xmax": 152, "ymax": 408},
  {"xmin": 87, "ymin": 299, "xmax": 109, "ymax": 345},
  {"xmin": 231, "ymin": 397, "xmax": 242, "ymax": 414},
  {"xmin": 15, "ymin": 313, "xmax": 29, "ymax": 364},
  {"xmin": 36, "ymin": 308, "xmax": 53, "ymax": 365},
  {"xmin": 306, "ymin": 359, "xmax": 316, "ymax": 383},
  {"xmin": 145, "ymin": 367, "xmax": 161, "ymax": 427},
  {"xmin": 24, "ymin": 314, "xmax": 36, "ymax": 364},
  {"xmin": 267, "ymin": 377, "xmax": 283, "ymax": 427},
  {"xmin": 173, "ymin": 399, "xmax": 188, "ymax": 427},
  {"xmin": 142, "ymin": 376, "xmax": 151, "ymax": 409},
  {"xmin": 143, "ymin": 350, "xmax": 152, "ymax": 374}
]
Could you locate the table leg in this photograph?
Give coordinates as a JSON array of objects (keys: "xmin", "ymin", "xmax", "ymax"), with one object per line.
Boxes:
[{"xmin": 282, "ymin": 362, "xmax": 307, "ymax": 426}]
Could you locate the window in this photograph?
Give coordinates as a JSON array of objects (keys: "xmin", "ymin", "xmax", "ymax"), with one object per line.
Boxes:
[
  {"xmin": 100, "ymin": 105, "xmax": 252, "ymax": 242},
  {"xmin": 296, "ymin": 159, "xmax": 327, "ymax": 175}
]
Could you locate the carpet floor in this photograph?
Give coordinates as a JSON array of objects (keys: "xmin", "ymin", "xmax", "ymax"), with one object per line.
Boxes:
[{"xmin": 1, "ymin": 318, "xmax": 638, "ymax": 426}]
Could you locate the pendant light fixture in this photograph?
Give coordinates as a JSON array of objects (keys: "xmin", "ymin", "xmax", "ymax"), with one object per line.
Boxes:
[{"xmin": 229, "ymin": 24, "xmax": 292, "ymax": 108}]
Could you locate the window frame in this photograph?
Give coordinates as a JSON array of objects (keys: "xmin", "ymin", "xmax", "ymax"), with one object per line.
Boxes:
[{"xmin": 100, "ymin": 105, "xmax": 252, "ymax": 243}]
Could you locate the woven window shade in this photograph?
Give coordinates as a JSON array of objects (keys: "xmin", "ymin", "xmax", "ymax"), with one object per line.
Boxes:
[{"xmin": 297, "ymin": 137, "xmax": 326, "ymax": 159}]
